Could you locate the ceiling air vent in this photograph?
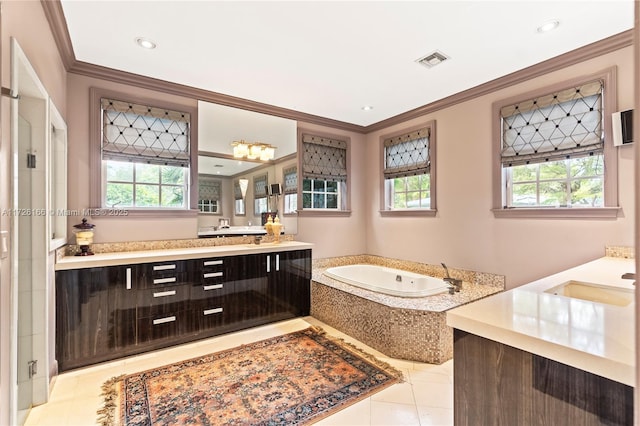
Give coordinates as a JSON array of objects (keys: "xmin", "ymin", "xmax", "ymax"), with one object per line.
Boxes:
[{"xmin": 416, "ymin": 51, "xmax": 449, "ymax": 69}]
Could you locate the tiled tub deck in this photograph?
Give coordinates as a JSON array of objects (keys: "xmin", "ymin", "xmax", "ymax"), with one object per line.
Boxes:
[{"xmin": 311, "ymin": 255, "xmax": 505, "ymax": 364}]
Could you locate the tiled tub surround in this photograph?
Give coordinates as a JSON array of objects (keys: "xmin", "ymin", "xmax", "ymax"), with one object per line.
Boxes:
[{"xmin": 311, "ymin": 255, "xmax": 505, "ymax": 364}]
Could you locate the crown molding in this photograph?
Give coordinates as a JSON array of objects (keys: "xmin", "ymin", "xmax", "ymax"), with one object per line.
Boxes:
[
  {"xmin": 43, "ymin": 0, "xmax": 632, "ymax": 135},
  {"xmin": 364, "ymin": 30, "xmax": 633, "ymax": 133},
  {"xmin": 40, "ymin": 0, "xmax": 75, "ymax": 70}
]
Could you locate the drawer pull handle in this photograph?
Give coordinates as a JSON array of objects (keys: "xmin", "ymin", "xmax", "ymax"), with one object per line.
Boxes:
[
  {"xmin": 203, "ymin": 272, "xmax": 223, "ymax": 278},
  {"xmin": 267, "ymin": 255, "xmax": 271, "ymax": 273},
  {"xmin": 153, "ymin": 264, "xmax": 176, "ymax": 271},
  {"xmin": 203, "ymin": 308, "xmax": 223, "ymax": 316},
  {"xmin": 203, "ymin": 284, "xmax": 223, "ymax": 291},
  {"xmin": 153, "ymin": 277, "xmax": 177, "ymax": 284},
  {"xmin": 276, "ymin": 254, "xmax": 280, "ymax": 272},
  {"xmin": 153, "ymin": 290, "xmax": 176, "ymax": 298},
  {"xmin": 153, "ymin": 316, "xmax": 176, "ymax": 325},
  {"xmin": 126, "ymin": 267, "xmax": 132, "ymax": 290},
  {"xmin": 204, "ymin": 260, "xmax": 223, "ymax": 266}
]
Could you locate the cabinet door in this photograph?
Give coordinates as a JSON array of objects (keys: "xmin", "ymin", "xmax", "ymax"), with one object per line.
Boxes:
[
  {"xmin": 267, "ymin": 250, "xmax": 311, "ymax": 318},
  {"xmin": 56, "ymin": 265, "xmax": 134, "ymax": 371},
  {"xmin": 231, "ymin": 253, "xmax": 270, "ymax": 323},
  {"xmin": 108, "ymin": 265, "xmax": 137, "ymax": 350}
]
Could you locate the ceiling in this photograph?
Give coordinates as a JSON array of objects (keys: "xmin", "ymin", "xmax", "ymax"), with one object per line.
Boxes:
[{"xmin": 60, "ymin": 1, "xmax": 633, "ymax": 127}]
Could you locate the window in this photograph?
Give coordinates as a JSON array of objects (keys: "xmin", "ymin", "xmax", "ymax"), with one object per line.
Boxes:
[
  {"xmin": 283, "ymin": 166, "xmax": 298, "ymax": 214},
  {"xmin": 233, "ymin": 179, "xmax": 245, "ymax": 215},
  {"xmin": 492, "ymin": 68, "xmax": 618, "ymax": 218},
  {"xmin": 90, "ymin": 88, "xmax": 198, "ymax": 217},
  {"xmin": 299, "ymin": 132, "xmax": 349, "ymax": 213},
  {"xmin": 253, "ymin": 174, "xmax": 268, "ymax": 216},
  {"xmin": 105, "ymin": 161, "xmax": 186, "ymax": 208},
  {"xmin": 198, "ymin": 176, "xmax": 221, "ymax": 214},
  {"xmin": 380, "ymin": 123, "xmax": 436, "ymax": 216}
]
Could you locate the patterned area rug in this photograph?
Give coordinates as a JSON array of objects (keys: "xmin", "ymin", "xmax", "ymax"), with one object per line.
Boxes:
[{"xmin": 98, "ymin": 326, "xmax": 402, "ymax": 425}]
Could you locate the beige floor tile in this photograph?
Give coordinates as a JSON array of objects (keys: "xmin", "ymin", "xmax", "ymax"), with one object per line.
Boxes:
[
  {"xmin": 25, "ymin": 317, "xmax": 455, "ymax": 426},
  {"xmin": 370, "ymin": 400, "xmax": 420, "ymax": 425}
]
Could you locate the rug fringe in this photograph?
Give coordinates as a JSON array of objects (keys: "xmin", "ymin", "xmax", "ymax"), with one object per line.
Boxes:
[
  {"xmin": 97, "ymin": 374, "xmax": 124, "ymax": 426},
  {"xmin": 307, "ymin": 325, "xmax": 405, "ymax": 383}
]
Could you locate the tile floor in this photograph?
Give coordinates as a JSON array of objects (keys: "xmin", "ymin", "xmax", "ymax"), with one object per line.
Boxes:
[{"xmin": 25, "ymin": 317, "xmax": 454, "ymax": 426}]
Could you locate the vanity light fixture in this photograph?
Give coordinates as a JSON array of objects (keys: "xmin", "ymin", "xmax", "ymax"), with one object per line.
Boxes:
[
  {"xmin": 135, "ymin": 37, "xmax": 157, "ymax": 49},
  {"xmin": 232, "ymin": 140, "xmax": 276, "ymax": 161},
  {"xmin": 537, "ymin": 20, "xmax": 560, "ymax": 33}
]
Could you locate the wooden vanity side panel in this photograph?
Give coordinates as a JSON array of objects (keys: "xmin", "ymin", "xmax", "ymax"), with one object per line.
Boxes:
[
  {"xmin": 453, "ymin": 329, "xmax": 532, "ymax": 426},
  {"xmin": 454, "ymin": 329, "xmax": 633, "ymax": 426}
]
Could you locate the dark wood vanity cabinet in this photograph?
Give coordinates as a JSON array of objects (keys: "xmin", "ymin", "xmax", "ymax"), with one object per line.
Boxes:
[{"xmin": 55, "ymin": 249, "xmax": 311, "ymax": 372}]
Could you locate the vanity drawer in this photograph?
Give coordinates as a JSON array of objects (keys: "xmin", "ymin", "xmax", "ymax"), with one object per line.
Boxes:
[
  {"xmin": 191, "ymin": 281, "xmax": 233, "ymax": 302},
  {"xmin": 137, "ymin": 285, "xmax": 190, "ymax": 317},
  {"xmin": 191, "ymin": 300, "xmax": 227, "ymax": 331},
  {"xmin": 137, "ymin": 310, "xmax": 190, "ymax": 343},
  {"xmin": 138, "ymin": 272, "xmax": 191, "ymax": 289}
]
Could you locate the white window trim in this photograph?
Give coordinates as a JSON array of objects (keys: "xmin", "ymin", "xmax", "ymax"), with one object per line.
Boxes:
[
  {"xmin": 379, "ymin": 120, "xmax": 437, "ymax": 217},
  {"xmin": 89, "ymin": 87, "xmax": 198, "ymax": 218},
  {"xmin": 491, "ymin": 67, "xmax": 619, "ymax": 219}
]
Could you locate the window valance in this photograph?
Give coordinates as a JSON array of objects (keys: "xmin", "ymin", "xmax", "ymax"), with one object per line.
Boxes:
[
  {"xmin": 383, "ymin": 127, "xmax": 430, "ymax": 179},
  {"xmin": 302, "ymin": 134, "xmax": 347, "ymax": 182}
]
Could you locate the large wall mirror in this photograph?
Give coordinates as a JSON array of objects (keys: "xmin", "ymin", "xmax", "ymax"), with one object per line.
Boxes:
[{"xmin": 197, "ymin": 101, "xmax": 298, "ymax": 235}]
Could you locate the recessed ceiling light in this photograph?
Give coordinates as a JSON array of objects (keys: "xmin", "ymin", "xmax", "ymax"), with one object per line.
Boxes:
[
  {"xmin": 537, "ymin": 20, "xmax": 560, "ymax": 33},
  {"xmin": 135, "ymin": 37, "xmax": 157, "ymax": 49},
  {"xmin": 416, "ymin": 51, "xmax": 449, "ymax": 69},
  {"xmin": 361, "ymin": 105, "xmax": 373, "ymax": 111}
]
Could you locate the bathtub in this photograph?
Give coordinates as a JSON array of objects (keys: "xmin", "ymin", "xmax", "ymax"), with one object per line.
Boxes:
[{"xmin": 324, "ymin": 264, "xmax": 450, "ymax": 297}]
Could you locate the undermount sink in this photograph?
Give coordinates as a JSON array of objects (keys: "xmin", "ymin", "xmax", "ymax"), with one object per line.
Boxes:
[{"xmin": 545, "ymin": 280, "xmax": 634, "ymax": 307}]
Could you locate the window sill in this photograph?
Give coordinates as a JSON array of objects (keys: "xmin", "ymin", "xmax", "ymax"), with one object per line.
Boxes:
[
  {"xmin": 296, "ymin": 209, "xmax": 352, "ymax": 217},
  {"xmin": 491, "ymin": 207, "xmax": 620, "ymax": 219},
  {"xmin": 89, "ymin": 208, "xmax": 199, "ymax": 219},
  {"xmin": 379, "ymin": 209, "xmax": 437, "ymax": 217}
]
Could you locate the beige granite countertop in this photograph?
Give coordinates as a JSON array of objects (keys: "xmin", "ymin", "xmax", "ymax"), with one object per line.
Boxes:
[{"xmin": 56, "ymin": 241, "xmax": 313, "ymax": 270}]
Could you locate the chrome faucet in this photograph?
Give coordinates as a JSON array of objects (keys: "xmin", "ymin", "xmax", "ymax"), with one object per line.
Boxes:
[
  {"xmin": 621, "ymin": 272, "xmax": 636, "ymax": 285},
  {"xmin": 442, "ymin": 263, "xmax": 462, "ymax": 293}
]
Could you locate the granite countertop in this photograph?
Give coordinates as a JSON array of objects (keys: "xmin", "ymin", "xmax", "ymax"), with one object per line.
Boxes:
[
  {"xmin": 312, "ymin": 266, "xmax": 503, "ymax": 312},
  {"xmin": 55, "ymin": 241, "xmax": 313, "ymax": 271},
  {"xmin": 446, "ymin": 256, "xmax": 635, "ymax": 386}
]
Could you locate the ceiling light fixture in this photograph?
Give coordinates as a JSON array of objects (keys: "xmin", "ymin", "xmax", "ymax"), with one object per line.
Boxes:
[
  {"xmin": 416, "ymin": 51, "xmax": 449, "ymax": 69},
  {"xmin": 361, "ymin": 105, "xmax": 373, "ymax": 111},
  {"xmin": 232, "ymin": 140, "xmax": 276, "ymax": 161},
  {"xmin": 135, "ymin": 37, "xmax": 157, "ymax": 49},
  {"xmin": 537, "ymin": 20, "xmax": 560, "ymax": 33}
]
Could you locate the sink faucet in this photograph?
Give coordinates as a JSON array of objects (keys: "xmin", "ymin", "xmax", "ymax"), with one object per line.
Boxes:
[
  {"xmin": 621, "ymin": 272, "xmax": 636, "ymax": 285},
  {"xmin": 442, "ymin": 263, "xmax": 462, "ymax": 293}
]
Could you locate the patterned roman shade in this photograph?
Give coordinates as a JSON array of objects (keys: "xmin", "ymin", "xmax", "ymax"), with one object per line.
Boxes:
[
  {"xmin": 500, "ymin": 80, "xmax": 604, "ymax": 167},
  {"xmin": 101, "ymin": 98, "xmax": 191, "ymax": 167},
  {"xmin": 383, "ymin": 127, "xmax": 430, "ymax": 179},
  {"xmin": 302, "ymin": 134, "xmax": 347, "ymax": 182},
  {"xmin": 198, "ymin": 176, "xmax": 220, "ymax": 201},
  {"xmin": 283, "ymin": 166, "xmax": 298, "ymax": 195},
  {"xmin": 254, "ymin": 174, "xmax": 268, "ymax": 198}
]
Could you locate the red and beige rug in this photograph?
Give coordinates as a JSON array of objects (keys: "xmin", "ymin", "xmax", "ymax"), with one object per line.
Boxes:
[{"xmin": 98, "ymin": 326, "xmax": 402, "ymax": 425}]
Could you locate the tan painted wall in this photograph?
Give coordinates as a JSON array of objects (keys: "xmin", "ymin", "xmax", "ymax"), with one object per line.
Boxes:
[
  {"xmin": 365, "ymin": 46, "xmax": 635, "ymax": 289},
  {"xmin": 0, "ymin": 1, "xmax": 68, "ymax": 424}
]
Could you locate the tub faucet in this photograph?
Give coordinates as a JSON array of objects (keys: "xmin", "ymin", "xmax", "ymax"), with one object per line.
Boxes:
[
  {"xmin": 441, "ymin": 263, "xmax": 462, "ymax": 293},
  {"xmin": 621, "ymin": 272, "xmax": 636, "ymax": 285}
]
